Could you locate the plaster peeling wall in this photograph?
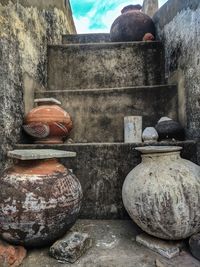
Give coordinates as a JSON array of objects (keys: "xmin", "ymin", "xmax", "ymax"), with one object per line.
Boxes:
[
  {"xmin": 0, "ymin": 0, "xmax": 76, "ymax": 172},
  {"xmin": 153, "ymin": 0, "xmax": 200, "ymax": 140}
]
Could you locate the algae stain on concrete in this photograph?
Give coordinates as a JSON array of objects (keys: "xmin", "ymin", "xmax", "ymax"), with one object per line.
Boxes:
[{"xmin": 0, "ymin": 0, "xmax": 76, "ymax": 172}]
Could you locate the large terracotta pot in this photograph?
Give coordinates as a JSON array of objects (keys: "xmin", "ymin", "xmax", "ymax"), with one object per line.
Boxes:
[
  {"xmin": 0, "ymin": 158, "xmax": 82, "ymax": 247},
  {"xmin": 110, "ymin": 5, "xmax": 155, "ymax": 42},
  {"xmin": 122, "ymin": 146, "xmax": 200, "ymax": 240},
  {"xmin": 23, "ymin": 99, "xmax": 72, "ymax": 144}
]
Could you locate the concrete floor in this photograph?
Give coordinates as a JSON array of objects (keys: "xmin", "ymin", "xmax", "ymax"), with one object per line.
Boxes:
[{"xmin": 22, "ymin": 220, "xmax": 200, "ymax": 267}]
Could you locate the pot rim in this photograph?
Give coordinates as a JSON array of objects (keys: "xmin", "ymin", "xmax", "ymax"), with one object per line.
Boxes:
[{"xmin": 135, "ymin": 146, "xmax": 182, "ymax": 154}]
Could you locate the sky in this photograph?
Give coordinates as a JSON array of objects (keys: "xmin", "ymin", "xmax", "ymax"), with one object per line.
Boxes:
[{"xmin": 70, "ymin": 0, "xmax": 168, "ymax": 33}]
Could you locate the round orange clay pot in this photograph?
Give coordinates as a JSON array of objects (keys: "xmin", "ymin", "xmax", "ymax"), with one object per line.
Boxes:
[
  {"xmin": 0, "ymin": 159, "xmax": 82, "ymax": 247},
  {"xmin": 23, "ymin": 100, "xmax": 72, "ymax": 144}
]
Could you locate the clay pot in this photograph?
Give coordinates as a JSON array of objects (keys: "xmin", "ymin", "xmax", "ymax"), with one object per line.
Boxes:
[
  {"xmin": 110, "ymin": 5, "xmax": 155, "ymax": 42},
  {"xmin": 0, "ymin": 159, "xmax": 82, "ymax": 247},
  {"xmin": 23, "ymin": 99, "xmax": 72, "ymax": 144},
  {"xmin": 155, "ymin": 117, "xmax": 185, "ymax": 141},
  {"xmin": 122, "ymin": 146, "xmax": 200, "ymax": 240}
]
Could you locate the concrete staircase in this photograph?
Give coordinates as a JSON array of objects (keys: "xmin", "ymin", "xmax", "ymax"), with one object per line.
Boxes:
[{"xmin": 18, "ymin": 34, "xmax": 198, "ymax": 220}]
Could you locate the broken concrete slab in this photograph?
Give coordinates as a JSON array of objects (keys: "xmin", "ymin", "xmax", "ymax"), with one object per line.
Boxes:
[
  {"xmin": 8, "ymin": 149, "xmax": 76, "ymax": 160},
  {"xmin": 136, "ymin": 233, "xmax": 184, "ymax": 259},
  {"xmin": 49, "ymin": 232, "xmax": 92, "ymax": 263}
]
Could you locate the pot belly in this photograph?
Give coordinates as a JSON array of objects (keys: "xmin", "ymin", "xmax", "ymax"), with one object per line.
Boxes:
[{"xmin": 0, "ymin": 164, "xmax": 82, "ymax": 247}]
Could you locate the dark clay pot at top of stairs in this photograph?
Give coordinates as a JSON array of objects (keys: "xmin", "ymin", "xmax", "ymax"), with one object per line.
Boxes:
[{"xmin": 110, "ymin": 5, "xmax": 155, "ymax": 42}]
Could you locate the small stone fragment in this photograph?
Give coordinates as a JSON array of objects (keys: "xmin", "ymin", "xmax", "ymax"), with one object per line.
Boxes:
[
  {"xmin": 155, "ymin": 259, "xmax": 167, "ymax": 267},
  {"xmin": 0, "ymin": 240, "xmax": 27, "ymax": 267},
  {"xmin": 49, "ymin": 232, "xmax": 92, "ymax": 263},
  {"xmin": 136, "ymin": 233, "xmax": 183, "ymax": 259},
  {"xmin": 189, "ymin": 233, "xmax": 200, "ymax": 260}
]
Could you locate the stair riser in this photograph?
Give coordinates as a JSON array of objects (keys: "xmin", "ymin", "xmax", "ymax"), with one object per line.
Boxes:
[
  {"xmin": 36, "ymin": 86, "xmax": 177, "ymax": 143},
  {"xmin": 47, "ymin": 42, "xmax": 165, "ymax": 91},
  {"xmin": 62, "ymin": 33, "xmax": 111, "ymax": 44},
  {"xmin": 16, "ymin": 142, "xmax": 198, "ymax": 219}
]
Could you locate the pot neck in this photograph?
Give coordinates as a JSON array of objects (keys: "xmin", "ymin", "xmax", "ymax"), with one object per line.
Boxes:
[{"xmin": 141, "ymin": 151, "xmax": 181, "ymax": 162}]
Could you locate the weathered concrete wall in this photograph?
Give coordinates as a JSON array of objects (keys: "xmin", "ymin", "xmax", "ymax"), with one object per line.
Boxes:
[
  {"xmin": 36, "ymin": 85, "xmax": 177, "ymax": 143},
  {"xmin": 142, "ymin": 0, "xmax": 158, "ymax": 17},
  {"xmin": 48, "ymin": 42, "xmax": 165, "ymax": 91},
  {"xmin": 0, "ymin": 0, "xmax": 76, "ymax": 172},
  {"xmin": 153, "ymin": 0, "xmax": 200, "ymax": 140}
]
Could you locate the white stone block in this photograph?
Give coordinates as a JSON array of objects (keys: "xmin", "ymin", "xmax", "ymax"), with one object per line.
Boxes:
[{"xmin": 124, "ymin": 116, "xmax": 142, "ymax": 143}]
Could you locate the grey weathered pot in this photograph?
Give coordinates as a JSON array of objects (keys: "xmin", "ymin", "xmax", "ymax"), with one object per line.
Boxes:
[{"xmin": 122, "ymin": 146, "xmax": 200, "ymax": 240}]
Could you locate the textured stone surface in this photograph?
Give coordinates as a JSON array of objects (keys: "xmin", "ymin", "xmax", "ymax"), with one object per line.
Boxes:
[
  {"xmin": 0, "ymin": 240, "xmax": 27, "ymax": 267},
  {"xmin": 36, "ymin": 85, "xmax": 177, "ymax": 143},
  {"xmin": 47, "ymin": 41, "xmax": 165, "ymax": 91},
  {"xmin": 16, "ymin": 141, "xmax": 198, "ymax": 219},
  {"xmin": 21, "ymin": 220, "xmax": 200, "ymax": 267},
  {"xmin": 0, "ymin": 0, "xmax": 75, "ymax": 173},
  {"xmin": 153, "ymin": 1, "xmax": 200, "ymax": 140},
  {"xmin": 8, "ymin": 149, "xmax": 76, "ymax": 160},
  {"xmin": 50, "ymin": 232, "xmax": 92, "ymax": 263},
  {"xmin": 142, "ymin": 0, "xmax": 158, "ymax": 17},
  {"xmin": 62, "ymin": 33, "xmax": 111, "ymax": 44},
  {"xmin": 136, "ymin": 233, "xmax": 183, "ymax": 259}
]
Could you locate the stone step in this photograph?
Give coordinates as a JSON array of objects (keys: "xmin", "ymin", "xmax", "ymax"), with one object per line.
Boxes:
[
  {"xmin": 16, "ymin": 141, "xmax": 197, "ymax": 219},
  {"xmin": 62, "ymin": 33, "xmax": 111, "ymax": 44},
  {"xmin": 21, "ymin": 220, "xmax": 200, "ymax": 267},
  {"xmin": 35, "ymin": 85, "xmax": 177, "ymax": 143},
  {"xmin": 47, "ymin": 41, "xmax": 165, "ymax": 91}
]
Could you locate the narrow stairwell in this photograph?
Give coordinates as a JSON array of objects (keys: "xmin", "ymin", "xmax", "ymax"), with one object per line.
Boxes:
[{"xmin": 17, "ymin": 33, "xmax": 199, "ymax": 266}]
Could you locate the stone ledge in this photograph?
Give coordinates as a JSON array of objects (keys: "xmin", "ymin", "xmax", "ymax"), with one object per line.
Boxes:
[
  {"xmin": 8, "ymin": 149, "xmax": 76, "ymax": 160},
  {"xmin": 62, "ymin": 33, "xmax": 111, "ymax": 44}
]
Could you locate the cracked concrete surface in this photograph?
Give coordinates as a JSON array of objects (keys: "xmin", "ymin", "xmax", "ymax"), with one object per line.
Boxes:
[{"xmin": 21, "ymin": 220, "xmax": 200, "ymax": 267}]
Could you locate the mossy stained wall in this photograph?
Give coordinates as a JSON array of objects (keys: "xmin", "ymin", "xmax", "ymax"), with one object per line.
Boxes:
[{"xmin": 0, "ymin": 0, "xmax": 76, "ymax": 171}]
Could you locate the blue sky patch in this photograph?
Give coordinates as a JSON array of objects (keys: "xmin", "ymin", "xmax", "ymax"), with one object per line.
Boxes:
[{"xmin": 70, "ymin": 0, "xmax": 168, "ymax": 33}]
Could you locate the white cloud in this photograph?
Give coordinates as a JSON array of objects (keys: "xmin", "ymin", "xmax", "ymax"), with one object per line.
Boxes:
[{"xmin": 74, "ymin": 17, "xmax": 91, "ymax": 33}]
